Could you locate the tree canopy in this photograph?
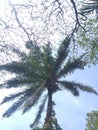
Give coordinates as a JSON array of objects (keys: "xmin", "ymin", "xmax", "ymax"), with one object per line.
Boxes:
[
  {"xmin": 0, "ymin": 36, "xmax": 98, "ymax": 129},
  {"xmin": 85, "ymin": 110, "xmax": 98, "ymax": 130},
  {"xmin": 0, "ymin": 0, "xmax": 98, "ymax": 129}
]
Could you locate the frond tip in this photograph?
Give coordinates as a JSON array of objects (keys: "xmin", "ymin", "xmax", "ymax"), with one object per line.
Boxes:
[
  {"xmin": 77, "ymin": 83, "xmax": 98, "ymax": 95},
  {"xmin": 0, "ymin": 92, "xmax": 24, "ymax": 104},
  {"xmin": 2, "ymin": 98, "xmax": 24, "ymax": 117},
  {"xmin": 58, "ymin": 81, "xmax": 98, "ymax": 96}
]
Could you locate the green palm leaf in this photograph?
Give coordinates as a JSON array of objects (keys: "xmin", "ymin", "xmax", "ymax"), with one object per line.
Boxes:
[
  {"xmin": 3, "ymin": 98, "xmax": 24, "ymax": 117},
  {"xmin": 0, "ymin": 91, "xmax": 24, "ymax": 104},
  {"xmin": 58, "ymin": 81, "xmax": 79, "ymax": 96},
  {"xmin": 23, "ymin": 81, "xmax": 46, "ymax": 113},
  {"xmin": 58, "ymin": 80, "xmax": 98, "ymax": 96},
  {"xmin": 30, "ymin": 95, "xmax": 48, "ymax": 128},
  {"xmin": 0, "ymin": 62, "xmax": 33, "ymax": 75},
  {"xmin": 54, "ymin": 36, "xmax": 70, "ymax": 73},
  {"xmin": 57, "ymin": 54, "xmax": 86, "ymax": 78},
  {"xmin": 0, "ymin": 77, "xmax": 31, "ymax": 89}
]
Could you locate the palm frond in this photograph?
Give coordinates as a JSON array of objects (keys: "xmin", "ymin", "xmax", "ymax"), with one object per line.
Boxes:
[
  {"xmin": 75, "ymin": 82, "xmax": 98, "ymax": 95},
  {"xmin": 30, "ymin": 95, "xmax": 48, "ymax": 128},
  {"xmin": 58, "ymin": 81, "xmax": 98, "ymax": 96},
  {"xmin": 0, "ymin": 61, "xmax": 33, "ymax": 75},
  {"xmin": 0, "ymin": 91, "xmax": 24, "ymax": 104},
  {"xmin": 0, "ymin": 76, "xmax": 31, "ymax": 89},
  {"xmin": 22, "ymin": 81, "xmax": 46, "ymax": 113},
  {"xmin": 10, "ymin": 46, "xmax": 26, "ymax": 58},
  {"xmin": 2, "ymin": 98, "xmax": 24, "ymax": 117},
  {"xmin": 57, "ymin": 54, "xmax": 86, "ymax": 78},
  {"xmin": 1, "ymin": 84, "xmax": 45, "ymax": 117},
  {"xmin": 58, "ymin": 81, "xmax": 79, "ymax": 96},
  {"xmin": 0, "ymin": 44, "xmax": 26, "ymax": 58},
  {"xmin": 54, "ymin": 36, "xmax": 70, "ymax": 73}
]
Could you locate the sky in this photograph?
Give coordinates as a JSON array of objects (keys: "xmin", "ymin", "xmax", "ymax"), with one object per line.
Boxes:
[{"xmin": 0, "ymin": 0, "xmax": 98, "ymax": 130}]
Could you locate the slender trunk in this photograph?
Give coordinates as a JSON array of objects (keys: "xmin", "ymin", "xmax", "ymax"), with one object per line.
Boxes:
[{"xmin": 43, "ymin": 91, "xmax": 53, "ymax": 129}]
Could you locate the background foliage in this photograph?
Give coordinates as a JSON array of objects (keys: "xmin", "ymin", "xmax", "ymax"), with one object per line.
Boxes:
[{"xmin": 85, "ymin": 110, "xmax": 98, "ymax": 130}]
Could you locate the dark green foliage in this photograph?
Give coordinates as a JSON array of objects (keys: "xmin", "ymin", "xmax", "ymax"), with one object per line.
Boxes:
[
  {"xmin": 2, "ymin": 98, "xmax": 24, "ymax": 117},
  {"xmin": 57, "ymin": 55, "xmax": 86, "ymax": 78},
  {"xmin": 0, "ymin": 92, "xmax": 24, "ymax": 104},
  {"xmin": 54, "ymin": 36, "xmax": 70, "ymax": 73},
  {"xmin": 0, "ymin": 76, "xmax": 30, "ymax": 88},
  {"xmin": 75, "ymin": 18, "xmax": 98, "ymax": 65},
  {"xmin": 58, "ymin": 81, "xmax": 98, "ymax": 96},
  {"xmin": 23, "ymin": 84, "xmax": 46, "ymax": 114},
  {"xmin": 0, "ymin": 37, "xmax": 97, "ymax": 129}
]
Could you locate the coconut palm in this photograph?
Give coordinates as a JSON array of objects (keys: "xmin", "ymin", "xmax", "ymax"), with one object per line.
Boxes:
[{"xmin": 0, "ymin": 36, "xmax": 97, "ymax": 130}]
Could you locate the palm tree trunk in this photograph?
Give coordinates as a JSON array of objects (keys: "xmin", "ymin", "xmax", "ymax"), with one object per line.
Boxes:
[{"xmin": 43, "ymin": 91, "xmax": 53, "ymax": 129}]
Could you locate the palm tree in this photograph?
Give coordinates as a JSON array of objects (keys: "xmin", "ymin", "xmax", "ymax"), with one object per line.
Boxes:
[{"xmin": 0, "ymin": 36, "xmax": 97, "ymax": 130}]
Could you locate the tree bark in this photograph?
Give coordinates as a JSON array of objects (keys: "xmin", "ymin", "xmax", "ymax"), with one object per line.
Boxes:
[{"xmin": 43, "ymin": 91, "xmax": 53, "ymax": 129}]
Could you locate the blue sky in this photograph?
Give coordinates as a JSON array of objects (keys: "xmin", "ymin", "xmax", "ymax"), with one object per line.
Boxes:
[{"xmin": 0, "ymin": 65, "xmax": 98, "ymax": 130}]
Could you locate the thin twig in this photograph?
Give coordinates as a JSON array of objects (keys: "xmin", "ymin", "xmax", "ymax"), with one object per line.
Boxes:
[{"xmin": 8, "ymin": 0, "xmax": 31, "ymax": 41}]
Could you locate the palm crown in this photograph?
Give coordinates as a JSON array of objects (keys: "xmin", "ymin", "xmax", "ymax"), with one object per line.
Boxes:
[{"xmin": 0, "ymin": 36, "xmax": 97, "ymax": 129}]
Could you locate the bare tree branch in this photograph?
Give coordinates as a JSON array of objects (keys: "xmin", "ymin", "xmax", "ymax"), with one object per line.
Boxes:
[
  {"xmin": 8, "ymin": 0, "xmax": 32, "ymax": 42},
  {"xmin": 70, "ymin": 0, "xmax": 85, "ymax": 30}
]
